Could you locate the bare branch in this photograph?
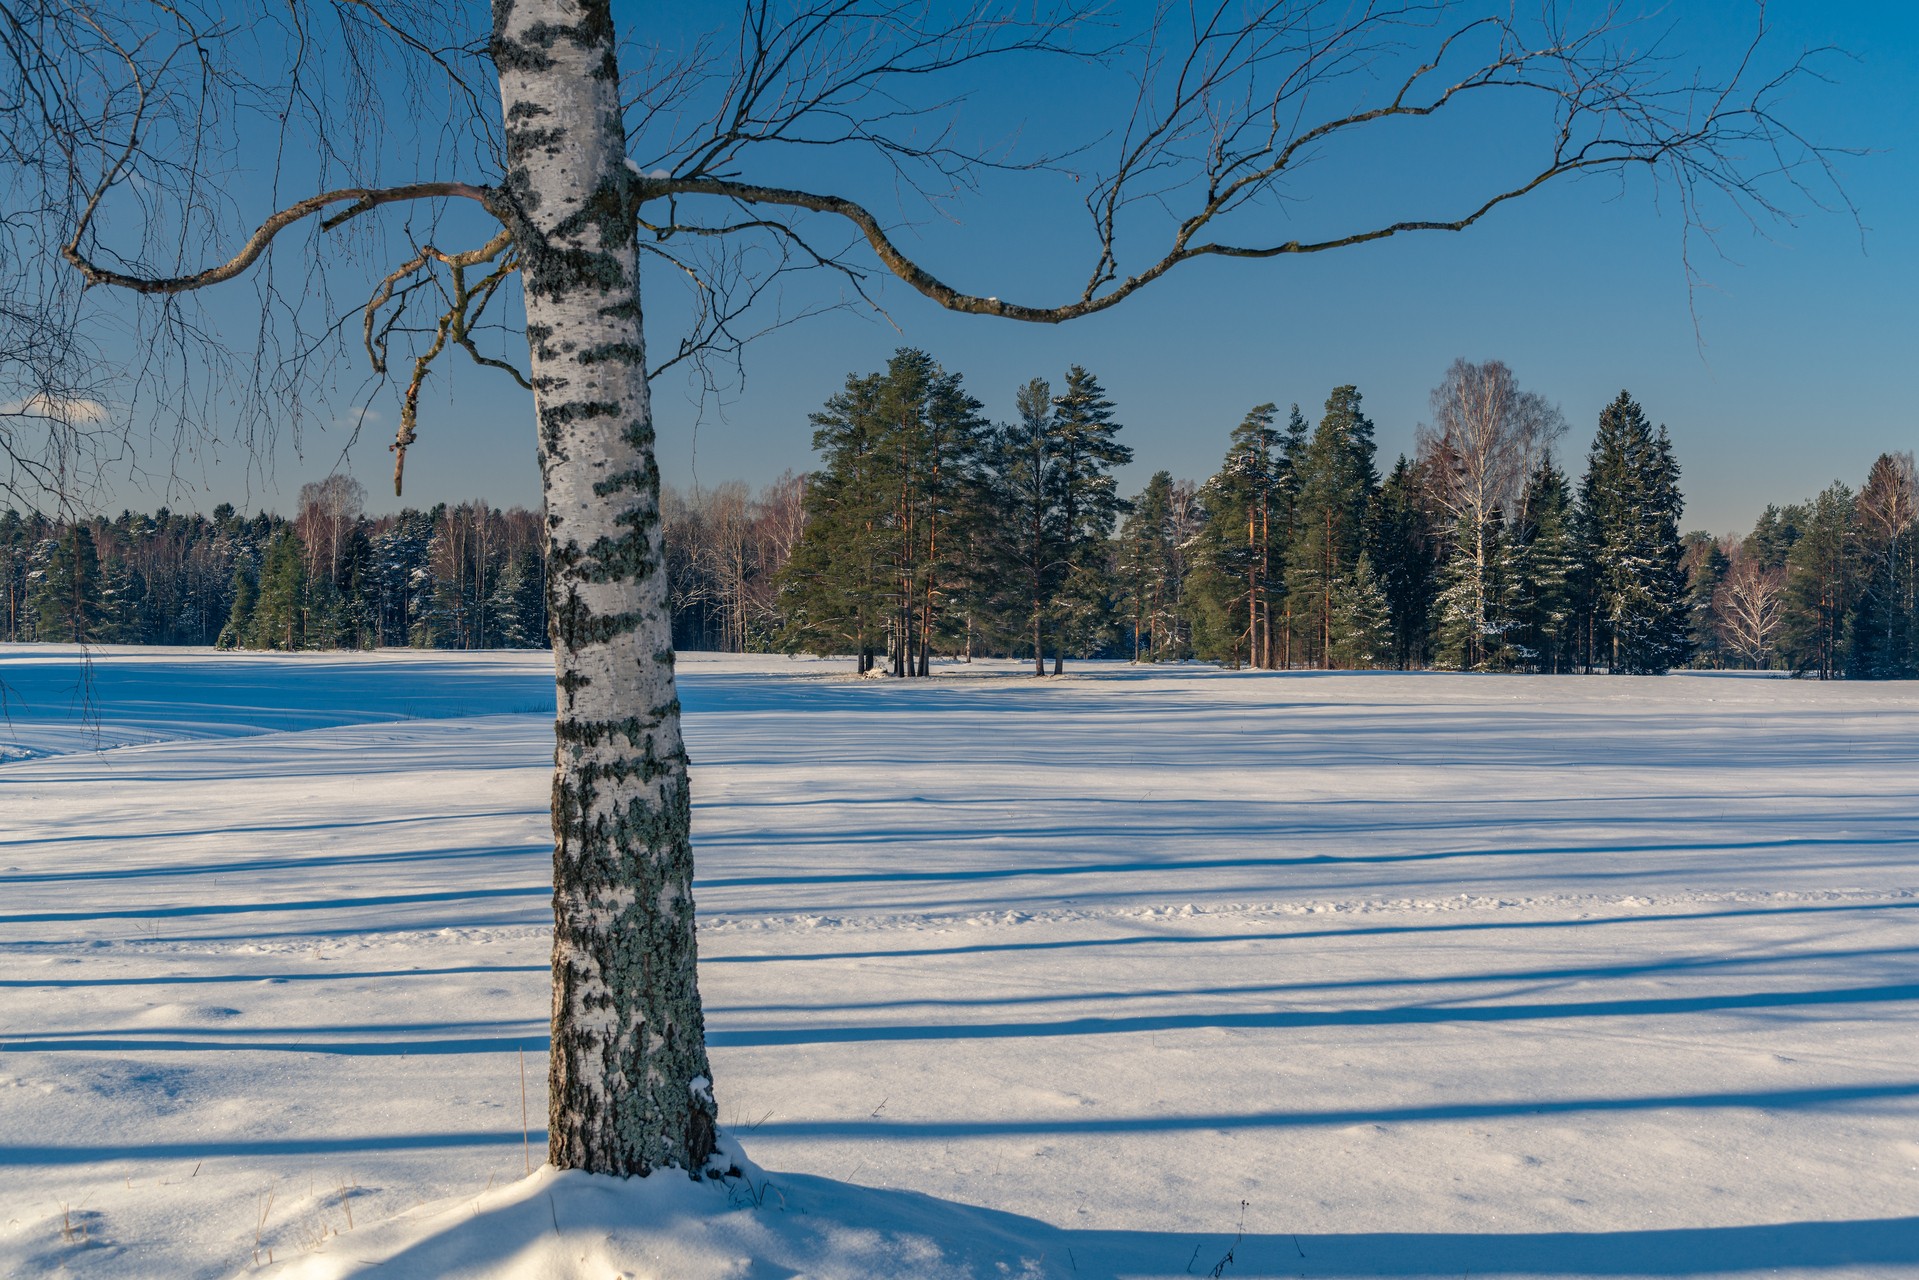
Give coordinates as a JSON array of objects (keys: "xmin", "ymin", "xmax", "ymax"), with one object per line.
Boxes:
[
  {"xmin": 64, "ymin": 180, "xmax": 496, "ymax": 295},
  {"xmin": 643, "ymin": 3, "xmax": 1850, "ymax": 328}
]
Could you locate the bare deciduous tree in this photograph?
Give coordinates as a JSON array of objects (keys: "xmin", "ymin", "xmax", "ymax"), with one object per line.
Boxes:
[
  {"xmin": 747, "ymin": 470, "xmax": 808, "ymax": 640},
  {"xmin": 1419, "ymin": 358, "xmax": 1564, "ymax": 668},
  {"xmin": 0, "ymin": 14, "xmax": 110, "ymax": 515},
  {"xmin": 4, "ymin": 0, "xmax": 1847, "ymax": 1179},
  {"xmin": 1716, "ymin": 544, "xmax": 1785, "ymax": 668},
  {"xmin": 294, "ymin": 474, "xmax": 367, "ymax": 585}
]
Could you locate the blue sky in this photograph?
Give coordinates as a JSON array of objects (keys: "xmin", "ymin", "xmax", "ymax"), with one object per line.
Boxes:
[{"xmin": 79, "ymin": 1, "xmax": 1919, "ymax": 537}]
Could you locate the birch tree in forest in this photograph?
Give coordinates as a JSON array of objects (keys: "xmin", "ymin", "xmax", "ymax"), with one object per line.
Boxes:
[
  {"xmin": 1717, "ymin": 546, "xmax": 1786, "ymax": 668},
  {"xmin": 1418, "ymin": 359, "xmax": 1563, "ymax": 670}
]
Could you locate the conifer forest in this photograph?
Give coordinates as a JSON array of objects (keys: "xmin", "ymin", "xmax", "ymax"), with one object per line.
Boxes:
[{"xmin": 3, "ymin": 355, "xmax": 1912, "ymax": 680}]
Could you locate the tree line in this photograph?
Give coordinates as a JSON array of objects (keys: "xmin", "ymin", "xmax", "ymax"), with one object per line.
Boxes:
[
  {"xmin": 5, "ymin": 354, "xmax": 1914, "ymax": 681},
  {"xmin": 692, "ymin": 349, "xmax": 1916, "ymax": 680},
  {"xmin": 0, "ymin": 477, "xmax": 548, "ymax": 650}
]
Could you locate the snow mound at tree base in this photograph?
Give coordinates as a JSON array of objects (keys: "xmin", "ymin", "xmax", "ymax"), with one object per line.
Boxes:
[{"xmin": 259, "ymin": 1158, "xmax": 1063, "ymax": 1280}]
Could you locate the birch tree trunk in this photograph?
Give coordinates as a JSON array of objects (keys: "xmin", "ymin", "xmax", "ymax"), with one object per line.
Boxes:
[{"xmin": 493, "ymin": 0, "xmax": 719, "ymax": 1178}]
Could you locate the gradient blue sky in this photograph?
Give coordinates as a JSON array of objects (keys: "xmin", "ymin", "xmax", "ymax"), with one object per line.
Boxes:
[{"xmin": 88, "ymin": 1, "xmax": 1919, "ymax": 537}]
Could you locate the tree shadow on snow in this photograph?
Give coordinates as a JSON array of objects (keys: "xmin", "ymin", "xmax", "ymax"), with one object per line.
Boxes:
[{"xmin": 1062, "ymin": 1211, "xmax": 1919, "ymax": 1276}]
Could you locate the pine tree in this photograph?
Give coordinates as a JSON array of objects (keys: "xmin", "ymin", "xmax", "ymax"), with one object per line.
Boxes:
[
  {"xmin": 1287, "ymin": 386, "xmax": 1378, "ymax": 668},
  {"xmin": 1190, "ymin": 404, "xmax": 1287, "ymax": 667},
  {"xmin": 780, "ymin": 349, "xmax": 989, "ymax": 674}
]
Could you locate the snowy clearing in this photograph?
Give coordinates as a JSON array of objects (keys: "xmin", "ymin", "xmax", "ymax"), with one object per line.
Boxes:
[{"xmin": 2, "ymin": 647, "xmax": 1917, "ymax": 1278}]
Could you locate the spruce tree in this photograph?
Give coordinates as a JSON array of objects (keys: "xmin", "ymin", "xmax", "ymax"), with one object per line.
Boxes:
[
  {"xmin": 0, "ymin": 509, "xmax": 31, "ymax": 642},
  {"xmin": 1744, "ymin": 504, "xmax": 1802, "ymax": 571},
  {"xmin": 96, "ymin": 528, "xmax": 151, "ymax": 644},
  {"xmin": 1273, "ymin": 405, "xmax": 1311, "ymax": 665},
  {"xmin": 29, "ymin": 523, "xmax": 102, "ymax": 643},
  {"xmin": 1682, "ymin": 532, "xmax": 1732, "ymax": 669},
  {"xmin": 370, "ymin": 511, "xmax": 434, "ymax": 646},
  {"xmin": 1642, "ymin": 426, "xmax": 1694, "ymax": 671},
  {"xmin": 250, "ymin": 527, "xmax": 308, "ymax": 651},
  {"xmin": 493, "ymin": 545, "xmax": 550, "ymax": 649},
  {"xmin": 1847, "ymin": 453, "xmax": 1917, "ymax": 679},
  {"xmin": 220, "ymin": 562, "xmax": 257, "ymax": 649},
  {"xmin": 1287, "ymin": 386, "xmax": 1378, "ymax": 668},
  {"xmin": 1576, "ymin": 392, "xmax": 1690, "ymax": 674},
  {"xmin": 331, "ymin": 521, "xmax": 376, "ymax": 649},
  {"xmin": 975, "ymin": 377, "xmax": 1068, "ymax": 673},
  {"xmin": 1367, "ymin": 455, "xmax": 1438, "ymax": 669},
  {"xmin": 1048, "ymin": 365, "xmax": 1131, "ymax": 672},
  {"xmin": 1115, "ymin": 471, "xmax": 1184, "ymax": 662},
  {"xmin": 1782, "ymin": 482, "xmax": 1855, "ymax": 679},
  {"xmin": 1328, "ymin": 551, "xmax": 1392, "ymax": 668},
  {"xmin": 1506, "ymin": 460, "xmax": 1579, "ymax": 672},
  {"xmin": 780, "ymin": 369, "xmax": 891, "ymax": 670}
]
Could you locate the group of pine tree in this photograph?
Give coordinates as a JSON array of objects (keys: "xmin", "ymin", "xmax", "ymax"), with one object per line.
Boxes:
[{"xmin": 3, "ymin": 352, "xmax": 1914, "ymax": 679}]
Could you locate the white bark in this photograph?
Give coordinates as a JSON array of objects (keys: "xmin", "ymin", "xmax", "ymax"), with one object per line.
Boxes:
[
  {"xmin": 493, "ymin": 0, "xmax": 718, "ymax": 1178},
  {"xmin": 1717, "ymin": 555, "xmax": 1784, "ymax": 668}
]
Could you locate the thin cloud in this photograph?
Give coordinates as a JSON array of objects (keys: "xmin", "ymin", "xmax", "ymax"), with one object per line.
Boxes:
[{"xmin": 0, "ymin": 393, "xmax": 111, "ymax": 424}]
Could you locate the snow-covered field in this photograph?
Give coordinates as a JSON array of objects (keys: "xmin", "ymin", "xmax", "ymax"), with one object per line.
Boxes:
[{"xmin": 3, "ymin": 647, "xmax": 1918, "ymax": 1278}]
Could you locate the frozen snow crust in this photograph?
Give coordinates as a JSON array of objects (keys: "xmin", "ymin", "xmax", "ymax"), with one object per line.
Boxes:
[{"xmin": 4, "ymin": 647, "xmax": 1919, "ymax": 1277}]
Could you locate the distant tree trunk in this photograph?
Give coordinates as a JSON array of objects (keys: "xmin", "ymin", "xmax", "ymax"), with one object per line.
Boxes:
[
  {"xmin": 1321, "ymin": 508, "xmax": 1333, "ymax": 669},
  {"xmin": 496, "ymin": 0, "xmax": 717, "ymax": 1178}
]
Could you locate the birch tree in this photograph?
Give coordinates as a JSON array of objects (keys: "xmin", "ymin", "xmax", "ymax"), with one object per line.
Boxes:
[
  {"xmin": 1418, "ymin": 359, "xmax": 1563, "ymax": 670},
  {"xmin": 1717, "ymin": 546, "xmax": 1785, "ymax": 668},
  {"xmin": 10, "ymin": 0, "xmax": 1845, "ymax": 1180}
]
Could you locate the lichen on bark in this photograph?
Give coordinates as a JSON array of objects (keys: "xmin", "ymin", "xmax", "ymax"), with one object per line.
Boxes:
[{"xmin": 493, "ymin": 0, "xmax": 719, "ymax": 1178}]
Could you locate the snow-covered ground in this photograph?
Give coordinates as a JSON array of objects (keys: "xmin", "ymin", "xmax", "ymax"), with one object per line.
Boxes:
[{"xmin": 3, "ymin": 646, "xmax": 1918, "ymax": 1277}]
